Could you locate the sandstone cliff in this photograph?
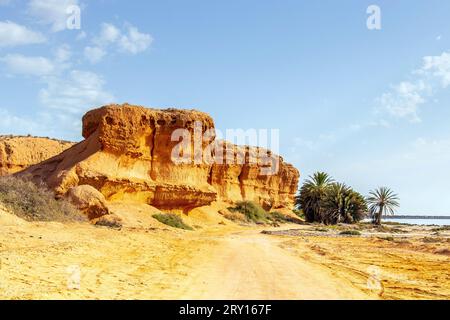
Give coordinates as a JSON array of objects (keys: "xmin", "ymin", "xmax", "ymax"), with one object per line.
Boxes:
[
  {"xmin": 0, "ymin": 136, "xmax": 74, "ymax": 176},
  {"xmin": 17, "ymin": 104, "xmax": 299, "ymax": 211}
]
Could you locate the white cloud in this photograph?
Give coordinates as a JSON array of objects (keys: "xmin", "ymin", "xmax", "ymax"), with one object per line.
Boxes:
[
  {"xmin": 27, "ymin": 0, "xmax": 79, "ymax": 32},
  {"xmin": 0, "ymin": 108, "xmax": 42, "ymax": 135},
  {"xmin": 378, "ymin": 81, "xmax": 429, "ymax": 123},
  {"xmin": 0, "ymin": 0, "xmax": 12, "ymax": 6},
  {"xmin": 0, "ymin": 69, "xmax": 115, "ymax": 139},
  {"xmin": 1, "ymin": 46, "xmax": 115, "ymax": 138},
  {"xmin": 118, "ymin": 25, "xmax": 153, "ymax": 54},
  {"xmin": 84, "ymin": 46, "xmax": 106, "ymax": 64},
  {"xmin": 0, "ymin": 21, "xmax": 46, "ymax": 47},
  {"xmin": 86, "ymin": 22, "xmax": 153, "ymax": 63},
  {"xmin": 421, "ymin": 52, "xmax": 450, "ymax": 88},
  {"xmin": 0, "ymin": 18, "xmax": 152, "ymax": 139},
  {"xmin": 97, "ymin": 23, "xmax": 120, "ymax": 44},
  {"xmin": 54, "ymin": 44, "xmax": 71, "ymax": 62},
  {"xmin": 1, "ymin": 54, "xmax": 55, "ymax": 76},
  {"xmin": 76, "ymin": 30, "xmax": 86, "ymax": 40},
  {"xmin": 0, "ymin": 106, "xmax": 83, "ymax": 140},
  {"xmin": 377, "ymin": 50, "xmax": 450, "ymax": 123},
  {"xmin": 39, "ymin": 70, "xmax": 115, "ymax": 114}
]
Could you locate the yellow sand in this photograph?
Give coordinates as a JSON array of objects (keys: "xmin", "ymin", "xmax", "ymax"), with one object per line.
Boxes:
[{"xmin": 0, "ymin": 204, "xmax": 448, "ymax": 300}]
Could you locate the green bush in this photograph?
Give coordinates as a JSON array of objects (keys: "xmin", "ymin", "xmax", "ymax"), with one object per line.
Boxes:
[
  {"xmin": 270, "ymin": 211, "xmax": 290, "ymax": 223},
  {"xmin": 378, "ymin": 236, "xmax": 395, "ymax": 241},
  {"xmin": 152, "ymin": 213, "xmax": 193, "ymax": 230},
  {"xmin": 0, "ymin": 176, "xmax": 85, "ymax": 222},
  {"xmin": 270, "ymin": 211, "xmax": 304, "ymax": 224},
  {"xmin": 221, "ymin": 210, "xmax": 247, "ymax": 223},
  {"xmin": 431, "ymin": 226, "xmax": 450, "ymax": 232},
  {"xmin": 95, "ymin": 215, "xmax": 122, "ymax": 229},
  {"xmin": 293, "ymin": 209, "xmax": 305, "ymax": 219},
  {"xmin": 339, "ymin": 230, "xmax": 361, "ymax": 236},
  {"xmin": 228, "ymin": 201, "xmax": 269, "ymax": 224}
]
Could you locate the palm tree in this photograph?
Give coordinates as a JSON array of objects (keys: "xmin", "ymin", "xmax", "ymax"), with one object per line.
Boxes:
[
  {"xmin": 346, "ymin": 190, "xmax": 368, "ymax": 223},
  {"xmin": 295, "ymin": 172, "xmax": 333, "ymax": 222},
  {"xmin": 322, "ymin": 183, "xmax": 368, "ymax": 224},
  {"xmin": 321, "ymin": 182, "xmax": 349, "ymax": 224},
  {"xmin": 367, "ymin": 187, "xmax": 400, "ymax": 225}
]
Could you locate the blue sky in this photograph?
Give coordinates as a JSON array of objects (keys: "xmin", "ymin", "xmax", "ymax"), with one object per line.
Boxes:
[{"xmin": 1, "ymin": 0, "xmax": 450, "ymax": 215}]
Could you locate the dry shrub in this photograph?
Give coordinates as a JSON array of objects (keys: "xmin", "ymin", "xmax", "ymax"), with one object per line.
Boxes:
[
  {"xmin": 152, "ymin": 213, "xmax": 193, "ymax": 230},
  {"xmin": 228, "ymin": 201, "xmax": 270, "ymax": 224},
  {"xmin": 339, "ymin": 230, "xmax": 361, "ymax": 236},
  {"xmin": 220, "ymin": 209, "xmax": 247, "ymax": 222},
  {"xmin": 94, "ymin": 214, "xmax": 122, "ymax": 229},
  {"xmin": 0, "ymin": 176, "xmax": 85, "ymax": 222},
  {"xmin": 422, "ymin": 237, "xmax": 443, "ymax": 243}
]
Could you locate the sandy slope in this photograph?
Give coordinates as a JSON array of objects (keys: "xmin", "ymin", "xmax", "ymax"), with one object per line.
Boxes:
[{"xmin": 0, "ymin": 205, "xmax": 448, "ymax": 300}]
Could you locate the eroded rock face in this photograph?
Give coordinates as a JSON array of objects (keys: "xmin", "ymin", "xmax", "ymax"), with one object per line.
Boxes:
[
  {"xmin": 18, "ymin": 104, "xmax": 299, "ymax": 212},
  {"xmin": 67, "ymin": 185, "xmax": 110, "ymax": 219},
  {"xmin": 0, "ymin": 136, "xmax": 74, "ymax": 176}
]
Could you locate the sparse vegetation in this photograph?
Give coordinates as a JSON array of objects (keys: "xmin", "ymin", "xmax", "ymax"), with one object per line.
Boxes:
[
  {"xmin": 152, "ymin": 213, "xmax": 193, "ymax": 230},
  {"xmin": 94, "ymin": 215, "xmax": 122, "ymax": 229},
  {"xmin": 378, "ymin": 236, "xmax": 395, "ymax": 241},
  {"xmin": 431, "ymin": 226, "xmax": 450, "ymax": 232},
  {"xmin": 268, "ymin": 211, "xmax": 296, "ymax": 223},
  {"xmin": 293, "ymin": 209, "xmax": 305, "ymax": 220},
  {"xmin": 270, "ymin": 211, "xmax": 288, "ymax": 222},
  {"xmin": 227, "ymin": 201, "xmax": 303, "ymax": 225},
  {"xmin": 421, "ymin": 237, "xmax": 442, "ymax": 243},
  {"xmin": 0, "ymin": 176, "xmax": 85, "ymax": 222},
  {"xmin": 228, "ymin": 201, "xmax": 270, "ymax": 224},
  {"xmin": 339, "ymin": 230, "xmax": 361, "ymax": 236},
  {"xmin": 221, "ymin": 210, "xmax": 247, "ymax": 223},
  {"xmin": 383, "ymin": 221, "xmax": 405, "ymax": 226}
]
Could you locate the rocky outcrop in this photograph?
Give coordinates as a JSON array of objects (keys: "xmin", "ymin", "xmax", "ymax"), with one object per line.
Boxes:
[
  {"xmin": 66, "ymin": 185, "xmax": 110, "ymax": 219},
  {"xmin": 0, "ymin": 136, "xmax": 74, "ymax": 176},
  {"xmin": 18, "ymin": 104, "xmax": 299, "ymax": 213}
]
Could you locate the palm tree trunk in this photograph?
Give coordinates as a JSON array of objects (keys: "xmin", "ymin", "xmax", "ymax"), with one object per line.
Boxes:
[{"xmin": 376, "ymin": 205, "xmax": 383, "ymax": 225}]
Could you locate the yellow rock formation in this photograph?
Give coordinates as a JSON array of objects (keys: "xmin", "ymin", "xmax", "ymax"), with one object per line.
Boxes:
[
  {"xmin": 17, "ymin": 104, "xmax": 299, "ymax": 212},
  {"xmin": 0, "ymin": 136, "xmax": 74, "ymax": 176}
]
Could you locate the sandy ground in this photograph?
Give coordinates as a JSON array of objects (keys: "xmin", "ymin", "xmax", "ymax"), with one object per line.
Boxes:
[{"xmin": 0, "ymin": 205, "xmax": 449, "ymax": 300}]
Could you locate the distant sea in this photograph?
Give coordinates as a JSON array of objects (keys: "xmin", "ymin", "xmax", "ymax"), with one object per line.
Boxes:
[
  {"xmin": 384, "ymin": 218, "xmax": 449, "ymax": 226},
  {"xmin": 365, "ymin": 217, "xmax": 450, "ymax": 226}
]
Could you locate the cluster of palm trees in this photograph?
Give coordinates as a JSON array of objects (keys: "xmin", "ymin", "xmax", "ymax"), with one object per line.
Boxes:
[{"xmin": 295, "ymin": 172, "xmax": 399, "ymax": 225}]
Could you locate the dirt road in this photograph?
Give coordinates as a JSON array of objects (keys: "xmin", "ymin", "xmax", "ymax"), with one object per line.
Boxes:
[{"xmin": 173, "ymin": 231, "xmax": 375, "ymax": 299}]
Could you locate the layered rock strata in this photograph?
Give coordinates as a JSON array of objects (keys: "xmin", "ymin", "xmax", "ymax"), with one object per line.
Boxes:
[{"xmin": 18, "ymin": 104, "xmax": 299, "ymax": 211}]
